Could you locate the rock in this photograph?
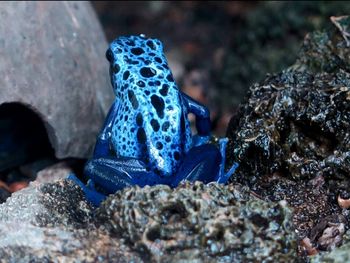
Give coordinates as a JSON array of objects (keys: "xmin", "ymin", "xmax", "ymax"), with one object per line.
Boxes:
[
  {"xmin": 0, "ymin": 2, "xmax": 114, "ymax": 159},
  {"xmin": 0, "ymin": 223, "xmax": 142, "ymax": 263},
  {"xmin": 226, "ymin": 69, "xmax": 350, "ymax": 183},
  {"xmin": 95, "ymin": 181, "xmax": 298, "ymax": 262},
  {"xmin": 226, "ymin": 16, "xmax": 350, "ymax": 255},
  {"xmin": 0, "ymin": 179, "xmax": 143, "ymax": 262},
  {"xmin": 293, "ymin": 15, "xmax": 350, "ymax": 73},
  {"xmin": 313, "ymin": 216, "xmax": 346, "ymax": 251},
  {"xmin": 0, "ymin": 179, "xmax": 92, "ymax": 227},
  {"xmin": 311, "ymin": 232, "xmax": 350, "ymax": 263},
  {"xmin": 34, "ymin": 160, "xmax": 85, "ymax": 184},
  {"xmin": 19, "ymin": 158, "xmax": 56, "ymax": 180},
  {"xmin": 0, "ymin": 178, "xmax": 298, "ymax": 261}
]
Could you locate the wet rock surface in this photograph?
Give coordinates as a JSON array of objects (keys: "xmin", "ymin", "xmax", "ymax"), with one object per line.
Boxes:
[
  {"xmin": 96, "ymin": 181, "xmax": 297, "ymax": 262},
  {"xmin": 226, "ymin": 16, "xmax": 350, "ymax": 257}
]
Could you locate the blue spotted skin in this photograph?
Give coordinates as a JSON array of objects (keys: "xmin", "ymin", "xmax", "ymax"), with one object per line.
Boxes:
[
  {"xmin": 67, "ymin": 35, "xmax": 238, "ymax": 206},
  {"xmin": 106, "ymin": 35, "xmax": 192, "ymax": 177}
]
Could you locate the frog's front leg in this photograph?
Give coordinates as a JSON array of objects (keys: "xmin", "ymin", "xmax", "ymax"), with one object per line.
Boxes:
[
  {"xmin": 93, "ymin": 99, "xmax": 119, "ymax": 159},
  {"xmin": 215, "ymin": 138, "xmax": 239, "ymax": 184},
  {"xmin": 67, "ymin": 100, "xmax": 120, "ymax": 206},
  {"xmin": 181, "ymin": 92, "xmax": 211, "ymax": 147},
  {"xmin": 181, "ymin": 93, "xmax": 238, "ymax": 184}
]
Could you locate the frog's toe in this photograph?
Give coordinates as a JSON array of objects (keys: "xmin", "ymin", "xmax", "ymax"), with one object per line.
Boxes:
[
  {"xmin": 66, "ymin": 173, "xmax": 106, "ymax": 207},
  {"xmin": 215, "ymin": 137, "xmax": 239, "ymax": 184},
  {"xmin": 84, "ymin": 188, "xmax": 106, "ymax": 207},
  {"xmin": 215, "ymin": 162, "xmax": 239, "ymax": 184},
  {"xmin": 67, "ymin": 173, "xmax": 85, "ymax": 188}
]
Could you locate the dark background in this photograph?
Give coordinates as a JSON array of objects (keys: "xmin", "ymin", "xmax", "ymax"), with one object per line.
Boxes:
[{"xmin": 91, "ymin": 1, "xmax": 350, "ymax": 135}]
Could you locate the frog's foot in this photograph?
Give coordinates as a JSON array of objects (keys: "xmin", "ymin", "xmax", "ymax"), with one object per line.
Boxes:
[
  {"xmin": 84, "ymin": 156, "xmax": 170, "ymax": 194},
  {"xmin": 171, "ymin": 144, "xmax": 222, "ymax": 187},
  {"xmin": 215, "ymin": 138, "xmax": 239, "ymax": 184},
  {"xmin": 66, "ymin": 173, "xmax": 106, "ymax": 207}
]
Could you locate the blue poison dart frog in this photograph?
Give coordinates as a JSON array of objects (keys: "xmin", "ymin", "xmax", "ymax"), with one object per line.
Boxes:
[{"xmin": 68, "ymin": 34, "xmax": 238, "ymax": 206}]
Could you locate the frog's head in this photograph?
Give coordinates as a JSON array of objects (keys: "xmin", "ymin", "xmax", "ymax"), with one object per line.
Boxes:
[{"xmin": 105, "ymin": 35, "xmax": 166, "ymax": 96}]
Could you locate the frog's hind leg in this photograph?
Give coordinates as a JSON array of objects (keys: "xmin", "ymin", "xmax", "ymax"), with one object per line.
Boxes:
[
  {"xmin": 70, "ymin": 157, "xmax": 169, "ymax": 207},
  {"xmin": 84, "ymin": 156, "xmax": 163, "ymax": 195},
  {"xmin": 171, "ymin": 144, "xmax": 222, "ymax": 187},
  {"xmin": 215, "ymin": 138, "xmax": 239, "ymax": 184}
]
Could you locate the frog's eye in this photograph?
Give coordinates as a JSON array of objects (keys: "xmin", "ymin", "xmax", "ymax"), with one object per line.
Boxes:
[{"xmin": 105, "ymin": 49, "xmax": 114, "ymax": 62}]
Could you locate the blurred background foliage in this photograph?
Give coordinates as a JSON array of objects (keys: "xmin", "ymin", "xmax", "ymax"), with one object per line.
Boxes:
[{"xmin": 92, "ymin": 1, "xmax": 350, "ymax": 135}]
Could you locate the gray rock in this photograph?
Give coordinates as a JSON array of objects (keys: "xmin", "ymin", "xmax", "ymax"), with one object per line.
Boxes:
[
  {"xmin": 0, "ymin": 2, "xmax": 114, "ymax": 159},
  {"xmin": 0, "ymin": 179, "xmax": 92, "ymax": 227},
  {"xmin": 0, "ymin": 180, "xmax": 142, "ymax": 262},
  {"xmin": 19, "ymin": 158, "xmax": 56, "ymax": 180},
  {"xmin": 35, "ymin": 160, "xmax": 80, "ymax": 184},
  {"xmin": 0, "ymin": 223, "xmax": 143, "ymax": 263}
]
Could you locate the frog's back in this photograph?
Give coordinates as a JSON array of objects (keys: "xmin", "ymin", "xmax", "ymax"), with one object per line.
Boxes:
[{"xmin": 109, "ymin": 36, "xmax": 192, "ymax": 177}]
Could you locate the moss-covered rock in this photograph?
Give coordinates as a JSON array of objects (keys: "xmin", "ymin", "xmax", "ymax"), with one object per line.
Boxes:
[
  {"xmin": 96, "ymin": 181, "xmax": 297, "ymax": 262},
  {"xmin": 226, "ymin": 16, "xmax": 350, "ymax": 257}
]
